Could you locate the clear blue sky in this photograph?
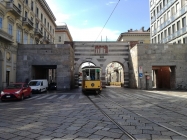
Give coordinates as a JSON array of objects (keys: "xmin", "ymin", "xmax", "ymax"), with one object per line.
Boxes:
[{"xmin": 46, "ymin": 0, "xmax": 150, "ymax": 41}]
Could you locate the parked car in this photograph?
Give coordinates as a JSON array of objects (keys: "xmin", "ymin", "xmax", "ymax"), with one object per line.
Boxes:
[
  {"xmin": 28, "ymin": 79, "xmax": 48, "ymax": 93},
  {"xmin": 0, "ymin": 83, "xmax": 32, "ymax": 101},
  {"xmin": 48, "ymin": 82, "xmax": 57, "ymax": 90}
]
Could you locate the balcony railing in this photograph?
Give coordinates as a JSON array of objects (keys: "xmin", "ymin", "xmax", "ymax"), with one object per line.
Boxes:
[
  {"xmin": 6, "ymin": 2, "xmax": 21, "ymax": 17},
  {"xmin": 34, "ymin": 28, "xmax": 43, "ymax": 38},
  {"xmin": 0, "ymin": 29, "xmax": 13, "ymax": 43},
  {"xmin": 22, "ymin": 17, "xmax": 34, "ymax": 29}
]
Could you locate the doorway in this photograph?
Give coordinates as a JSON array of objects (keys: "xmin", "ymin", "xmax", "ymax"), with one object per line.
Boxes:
[{"xmin": 152, "ymin": 66, "xmax": 175, "ymax": 89}]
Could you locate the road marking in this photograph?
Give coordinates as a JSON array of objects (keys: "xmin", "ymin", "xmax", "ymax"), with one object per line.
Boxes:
[
  {"xmin": 68, "ymin": 95, "xmax": 76, "ymax": 99},
  {"xmin": 26, "ymin": 95, "xmax": 41, "ymax": 100},
  {"xmin": 47, "ymin": 95, "xmax": 58, "ymax": 99},
  {"xmin": 36, "ymin": 95, "xmax": 51, "ymax": 100},
  {"xmin": 59, "ymin": 95, "xmax": 67, "ymax": 99}
]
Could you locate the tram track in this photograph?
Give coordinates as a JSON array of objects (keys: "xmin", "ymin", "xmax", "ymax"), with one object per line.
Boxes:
[
  {"xmin": 87, "ymin": 93, "xmax": 187, "ymax": 140},
  {"xmin": 87, "ymin": 95, "xmax": 136, "ymax": 140}
]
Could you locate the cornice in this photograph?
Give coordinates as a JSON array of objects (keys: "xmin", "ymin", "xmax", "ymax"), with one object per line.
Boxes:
[{"xmin": 37, "ymin": 0, "xmax": 56, "ymax": 26}]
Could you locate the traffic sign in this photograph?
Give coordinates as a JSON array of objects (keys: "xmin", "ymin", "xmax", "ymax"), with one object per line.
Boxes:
[{"xmin": 139, "ymin": 73, "xmax": 143, "ymax": 78}]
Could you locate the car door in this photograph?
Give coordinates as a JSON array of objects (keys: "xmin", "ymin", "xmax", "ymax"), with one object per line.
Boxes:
[{"xmin": 23, "ymin": 84, "xmax": 29, "ymax": 96}]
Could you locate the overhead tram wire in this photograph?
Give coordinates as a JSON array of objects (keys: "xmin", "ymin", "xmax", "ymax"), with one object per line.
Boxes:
[{"xmin": 93, "ymin": 0, "xmax": 120, "ymax": 45}]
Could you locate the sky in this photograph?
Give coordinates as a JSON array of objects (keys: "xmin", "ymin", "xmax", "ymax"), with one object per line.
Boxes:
[{"xmin": 46, "ymin": 0, "xmax": 150, "ymax": 41}]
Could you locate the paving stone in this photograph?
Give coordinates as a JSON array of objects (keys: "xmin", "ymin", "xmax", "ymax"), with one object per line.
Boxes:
[
  {"xmin": 66, "ymin": 126, "xmax": 81, "ymax": 131},
  {"xmin": 9, "ymin": 136, "xmax": 25, "ymax": 140},
  {"xmin": 171, "ymin": 135, "xmax": 187, "ymax": 140},
  {"xmin": 0, "ymin": 133, "xmax": 17, "ymax": 139},
  {"xmin": 61, "ymin": 134, "xmax": 78, "ymax": 139},
  {"xmin": 143, "ymin": 129, "xmax": 161, "ymax": 135},
  {"xmin": 151, "ymin": 135, "xmax": 172, "ymax": 140},
  {"xmin": 88, "ymin": 134, "xmax": 104, "ymax": 139},
  {"xmin": 50, "ymin": 132, "xmax": 65, "ymax": 138},
  {"xmin": 94, "ymin": 130, "xmax": 122, "ymax": 139},
  {"xmin": 14, "ymin": 131, "xmax": 32, "ymax": 137},
  {"xmin": 37, "ymin": 135, "xmax": 54, "ymax": 140},
  {"xmin": 25, "ymin": 133, "xmax": 41, "ymax": 139},
  {"xmin": 133, "ymin": 134, "xmax": 151, "ymax": 140}
]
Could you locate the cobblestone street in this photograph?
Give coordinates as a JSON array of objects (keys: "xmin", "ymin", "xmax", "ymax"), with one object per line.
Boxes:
[{"xmin": 1, "ymin": 87, "xmax": 187, "ymax": 140}]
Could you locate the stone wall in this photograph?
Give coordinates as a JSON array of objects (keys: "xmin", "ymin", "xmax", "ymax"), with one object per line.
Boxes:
[
  {"xmin": 17, "ymin": 44, "xmax": 74, "ymax": 90},
  {"xmin": 129, "ymin": 44, "xmax": 187, "ymax": 89}
]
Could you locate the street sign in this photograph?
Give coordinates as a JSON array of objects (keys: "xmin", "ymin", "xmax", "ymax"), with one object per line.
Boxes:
[
  {"xmin": 139, "ymin": 73, "xmax": 143, "ymax": 78},
  {"xmin": 139, "ymin": 66, "xmax": 143, "ymax": 73}
]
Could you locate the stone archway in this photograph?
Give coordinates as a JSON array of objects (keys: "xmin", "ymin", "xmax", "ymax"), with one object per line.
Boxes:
[
  {"xmin": 0, "ymin": 50, "xmax": 3, "ymax": 91},
  {"xmin": 73, "ymin": 41, "xmax": 130, "ymax": 88}
]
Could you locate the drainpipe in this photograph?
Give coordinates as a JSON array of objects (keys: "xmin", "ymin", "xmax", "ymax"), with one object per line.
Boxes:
[{"xmin": 22, "ymin": 0, "xmax": 25, "ymax": 44}]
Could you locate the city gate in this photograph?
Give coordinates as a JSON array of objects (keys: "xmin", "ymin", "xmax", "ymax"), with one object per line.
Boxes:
[{"xmin": 72, "ymin": 41, "xmax": 129, "ymax": 87}]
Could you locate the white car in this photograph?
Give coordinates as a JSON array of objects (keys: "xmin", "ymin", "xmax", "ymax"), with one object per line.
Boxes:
[{"xmin": 28, "ymin": 79, "xmax": 48, "ymax": 93}]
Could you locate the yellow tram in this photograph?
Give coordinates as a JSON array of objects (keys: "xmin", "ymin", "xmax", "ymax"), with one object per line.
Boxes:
[{"xmin": 82, "ymin": 66, "xmax": 102, "ymax": 94}]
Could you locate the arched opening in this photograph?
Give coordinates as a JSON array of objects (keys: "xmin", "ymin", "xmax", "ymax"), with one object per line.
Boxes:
[
  {"xmin": 0, "ymin": 50, "xmax": 3, "ymax": 91},
  {"xmin": 105, "ymin": 62, "xmax": 124, "ymax": 87},
  {"xmin": 78, "ymin": 62, "xmax": 95, "ymax": 86}
]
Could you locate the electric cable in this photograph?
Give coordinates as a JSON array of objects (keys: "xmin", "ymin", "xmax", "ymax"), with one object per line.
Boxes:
[{"xmin": 94, "ymin": 0, "xmax": 120, "ymax": 42}]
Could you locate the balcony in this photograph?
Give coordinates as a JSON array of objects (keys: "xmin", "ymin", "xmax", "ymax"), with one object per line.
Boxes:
[
  {"xmin": 0, "ymin": 29, "xmax": 14, "ymax": 43},
  {"xmin": 43, "ymin": 36, "xmax": 50, "ymax": 44},
  {"xmin": 22, "ymin": 17, "xmax": 34, "ymax": 29},
  {"xmin": 6, "ymin": 2, "xmax": 21, "ymax": 18},
  {"xmin": 34, "ymin": 28, "xmax": 43, "ymax": 38}
]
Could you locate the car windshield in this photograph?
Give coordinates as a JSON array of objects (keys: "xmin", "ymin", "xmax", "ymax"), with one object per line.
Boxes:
[
  {"xmin": 29, "ymin": 81, "xmax": 40, "ymax": 86},
  {"xmin": 6, "ymin": 84, "xmax": 22, "ymax": 89}
]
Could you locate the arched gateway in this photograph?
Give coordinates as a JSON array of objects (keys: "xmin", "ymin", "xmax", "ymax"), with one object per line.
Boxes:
[{"xmin": 73, "ymin": 42, "xmax": 129, "ymax": 87}]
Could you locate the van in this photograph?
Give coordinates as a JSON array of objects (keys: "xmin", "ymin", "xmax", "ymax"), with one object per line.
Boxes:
[{"xmin": 28, "ymin": 79, "xmax": 48, "ymax": 93}]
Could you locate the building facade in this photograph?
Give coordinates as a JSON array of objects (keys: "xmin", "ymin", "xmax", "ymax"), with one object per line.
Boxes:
[
  {"xmin": 129, "ymin": 44, "xmax": 187, "ymax": 90},
  {"xmin": 0, "ymin": 0, "xmax": 56, "ymax": 91},
  {"xmin": 150, "ymin": 0, "xmax": 187, "ymax": 44},
  {"xmin": 117, "ymin": 27, "xmax": 150, "ymax": 49},
  {"xmin": 55, "ymin": 25, "xmax": 73, "ymax": 44}
]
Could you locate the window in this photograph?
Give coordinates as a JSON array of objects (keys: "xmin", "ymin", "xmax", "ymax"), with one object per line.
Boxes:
[
  {"xmin": 16, "ymin": 28, "xmax": 21, "ymax": 43},
  {"xmin": 168, "ymin": 27, "xmax": 171, "ymax": 35},
  {"xmin": 176, "ymin": 3, "xmax": 180, "ymax": 12},
  {"xmin": 0, "ymin": 17, "xmax": 2, "ymax": 29},
  {"xmin": 50, "ymin": 26, "xmax": 51, "ymax": 32},
  {"xmin": 25, "ymin": 11, "xmax": 27, "ymax": 18},
  {"xmin": 164, "ymin": 30, "xmax": 167, "ymax": 38},
  {"xmin": 36, "ymin": 8, "xmax": 39, "ymax": 17},
  {"xmin": 18, "ymin": 3, "xmax": 21, "ymax": 10},
  {"xmin": 183, "ymin": 37, "xmax": 187, "ymax": 44},
  {"xmin": 167, "ymin": 11, "xmax": 171, "ymax": 19},
  {"xmin": 59, "ymin": 36, "xmax": 61, "ymax": 42},
  {"xmin": 177, "ymin": 21, "xmax": 180, "ymax": 30},
  {"xmin": 41, "ymin": 13, "xmax": 43, "ymax": 22},
  {"xmin": 182, "ymin": 17, "xmax": 186, "ymax": 28},
  {"xmin": 44, "ymin": 18, "xmax": 46, "ymax": 25},
  {"xmin": 24, "ymin": 33, "xmax": 28, "ymax": 44},
  {"xmin": 163, "ymin": 0, "xmax": 165, "ymax": 6},
  {"xmin": 47, "ymin": 22, "xmax": 49, "ymax": 29},
  {"xmin": 31, "ymin": 1, "xmax": 34, "ymax": 11},
  {"xmin": 25, "ymin": 0, "xmax": 28, "ymax": 5},
  {"xmin": 8, "ymin": 23, "xmax": 13, "ymax": 35},
  {"xmin": 172, "ymin": 24, "xmax": 175, "ymax": 33},
  {"xmin": 157, "ymin": 6, "xmax": 159, "ymax": 13},
  {"xmin": 30, "ymin": 37, "xmax": 33, "ymax": 44},
  {"xmin": 178, "ymin": 40, "xmax": 181, "ymax": 44}
]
